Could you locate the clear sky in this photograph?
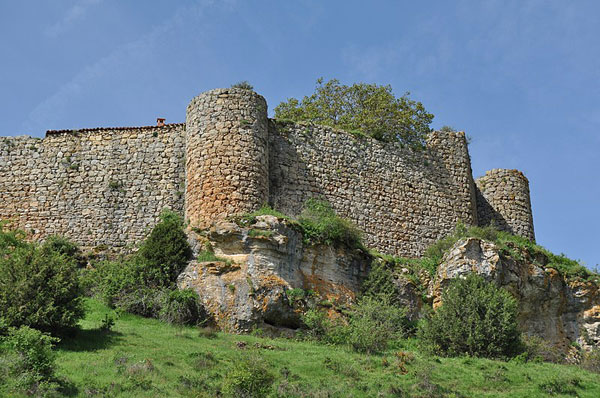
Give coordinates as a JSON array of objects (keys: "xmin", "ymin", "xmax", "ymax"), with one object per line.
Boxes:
[{"xmin": 1, "ymin": 0, "xmax": 598, "ymax": 268}]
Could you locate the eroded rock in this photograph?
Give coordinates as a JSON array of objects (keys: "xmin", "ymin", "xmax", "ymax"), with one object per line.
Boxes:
[
  {"xmin": 431, "ymin": 238, "xmax": 600, "ymax": 352},
  {"xmin": 178, "ymin": 215, "xmax": 371, "ymax": 332}
]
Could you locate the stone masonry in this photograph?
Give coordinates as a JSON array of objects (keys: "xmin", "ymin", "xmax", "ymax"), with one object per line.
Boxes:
[
  {"xmin": 0, "ymin": 88, "xmax": 535, "ymax": 257},
  {"xmin": 475, "ymin": 169, "xmax": 535, "ymax": 241}
]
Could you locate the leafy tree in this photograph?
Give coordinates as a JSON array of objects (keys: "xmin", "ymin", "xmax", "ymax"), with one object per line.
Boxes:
[
  {"xmin": 274, "ymin": 78, "xmax": 434, "ymax": 146},
  {"xmin": 418, "ymin": 273, "xmax": 521, "ymax": 358}
]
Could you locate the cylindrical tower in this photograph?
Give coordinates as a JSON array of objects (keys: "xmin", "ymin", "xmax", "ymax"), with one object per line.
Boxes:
[
  {"xmin": 475, "ymin": 169, "xmax": 535, "ymax": 241},
  {"xmin": 185, "ymin": 88, "xmax": 269, "ymax": 228}
]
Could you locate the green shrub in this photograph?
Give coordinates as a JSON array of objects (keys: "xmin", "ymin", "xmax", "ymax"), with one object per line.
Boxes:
[
  {"xmin": 418, "ymin": 274, "xmax": 521, "ymax": 358},
  {"xmin": 298, "ymin": 198, "xmax": 363, "ymax": 249},
  {"xmin": 0, "ymin": 232, "xmax": 83, "ymax": 333},
  {"xmin": 136, "ymin": 210, "xmax": 192, "ymax": 287},
  {"xmin": 346, "ymin": 296, "xmax": 409, "ymax": 353},
  {"xmin": 222, "ymin": 354, "xmax": 274, "ymax": 398},
  {"xmin": 112, "ymin": 286, "xmax": 166, "ymax": 318},
  {"xmin": 41, "ymin": 235, "xmax": 86, "ymax": 268},
  {"xmin": 538, "ymin": 376, "xmax": 581, "ymax": 396},
  {"xmin": 0, "ymin": 326, "xmax": 62, "ymax": 396},
  {"xmin": 87, "ymin": 259, "xmax": 141, "ymax": 307},
  {"xmin": 231, "ymin": 81, "xmax": 254, "ymax": 90},
  {"xmin": 159, "ymin": 289, "xmax": 204, "ymax": 326}
]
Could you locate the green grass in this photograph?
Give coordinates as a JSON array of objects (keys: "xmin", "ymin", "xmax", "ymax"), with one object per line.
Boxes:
[{"xmin": 52, "ymin": 299, "xmax": 600, "ymax": 397}]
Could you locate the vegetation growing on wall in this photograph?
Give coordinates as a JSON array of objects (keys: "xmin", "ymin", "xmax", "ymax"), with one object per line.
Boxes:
[{"xmin": 274, "ymin": 78, "xmax": 434, "ymax": 147}]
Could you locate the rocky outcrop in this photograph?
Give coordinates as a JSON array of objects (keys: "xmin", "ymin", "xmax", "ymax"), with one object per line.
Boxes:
[
  {"xmin": 177, "ymin": 215, "xmax": 370, "ymax": 332},
  {"xmin": 431, "ymin": 238, "xmax": 600, "ymax": 352}
]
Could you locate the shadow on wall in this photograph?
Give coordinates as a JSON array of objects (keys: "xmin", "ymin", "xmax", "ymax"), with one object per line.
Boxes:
[
  {"xmin": 268, "ymin": 120, "xmax": 319, "ymax": 217},
  {"xmin": 475, "ymin": 186, "xmax": 511, "ymax": 233}
]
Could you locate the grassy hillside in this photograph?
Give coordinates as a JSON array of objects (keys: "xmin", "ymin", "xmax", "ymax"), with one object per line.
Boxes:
[{"xmin": 50, "ymin": 299, "xmax": 600, "ymax": 398}]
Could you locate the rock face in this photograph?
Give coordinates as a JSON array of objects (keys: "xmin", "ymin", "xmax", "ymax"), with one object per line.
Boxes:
[
  {"xmin": 177, "ymin": 215, "xmax": 370, "ymax": 332},
  {"xmin": 431, "ymin": 238, "xmax": 600, "ymax": 352}
]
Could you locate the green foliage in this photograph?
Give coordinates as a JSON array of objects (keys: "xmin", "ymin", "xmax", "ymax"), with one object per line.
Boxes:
[
  {"xmin": 136, "ymin": 210, "xmax": 193, "ymax": 287},
  {"xmin": 581, "ymin": 348, "xmax": 600, "ymax": 373},
  {"xmin": 231, "ymin": 80, "xmax": 254, "ymax": 90},
  {"xmin": 345, "ymin": 296, "xmax": 409, "ymax": 353},
  {"xmin": 222, "ymin": 354, "xmax": 274, "ymax": 398},
  {"xmin": 0, "ymin": 227, "xmax": 83, "ymax": 333},
  {"xmin": 0, "ymin": 326, "xmax": 62, "ymax": 397},
  {"xmin": 302, "ymin": 296, "xmax": 409, "ymax": 353},
  {"xmin": 234, "ymin": 204, "xmax": 292, "ymax": 226},
  {"xmin": 274, "ymin": 77, "xmax": 434, "ymax": 147},
  {"xmin": 538, "ymin": 376, "xmax": 582, "ymax": 396},
  {"xmin": 298, "ymin": 198, "xmax": 363, "ymax": 249},
  {"xmin": 85, "ymin": 211, "xmax": 205, "ymax": 325},
  {"xmin": 41, "ymin": 235, "xmax": 86, "ymax": 268},
  {"xmin": 418, "ymin": 273, "xmax": 521, "ymax": 358},
  {"xmin": 158, "ymin": 289, "xmax": 204, "ymax": 326},
  {"xmin": 196, "ymin": 250, "xmax": 231, "ymax": 264}
]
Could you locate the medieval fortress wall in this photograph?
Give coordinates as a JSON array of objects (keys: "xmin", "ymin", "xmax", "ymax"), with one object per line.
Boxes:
[
  {"xmin": 0, "ymin": 125, "xmax": 186, "ymax": 249},
  {"xmin": 0, "ymin": 88, "xmax": 535, "ymax": 256}
]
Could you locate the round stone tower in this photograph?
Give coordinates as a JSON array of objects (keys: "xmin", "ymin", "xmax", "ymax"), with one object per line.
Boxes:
[
  {"xmin": 185, "ymin": 88, "xmax": 269, "ymax": 228},
  {"xmin": 475, "ymin": 169, "xmax": 535, "ymax": 241}
]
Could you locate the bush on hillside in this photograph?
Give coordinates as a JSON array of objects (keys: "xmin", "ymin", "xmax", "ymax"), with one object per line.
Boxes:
[
  {"xmin": 301, "ymin": 295, "xmax": 409, "ymax": 353},
  {"xmin": 159, "ymin": 289, "xmax": 204, "ymax": 326},
  {"xmin": 136, "ymin": 210, "xmax": 193, "ymax": 287},
  {"xmin": 346, "ymin": 296, "xmax": 409, "ymax": 353},
  {"xmin": 0, "ymin": 326, "xmax": 62, "ymax": 397},
  {"xmin": 85, "ymin": 211, "xmax": 205, "ymax": 324},
  {"xmin": 0, "ymin": 227, "xmax": 83, "ymax": 333},
  {"xmin": 418, "ymin": 273, "xmax": 521, "ymax": 358},
  {"xmin": 222, "ymin": 354, "xmax": 274, "ymax": 398}
]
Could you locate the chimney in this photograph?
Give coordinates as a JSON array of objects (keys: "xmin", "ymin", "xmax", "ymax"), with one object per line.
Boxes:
[{"xmin": 157, "ymin": 118, "xmax": 166, "ymax": 127}]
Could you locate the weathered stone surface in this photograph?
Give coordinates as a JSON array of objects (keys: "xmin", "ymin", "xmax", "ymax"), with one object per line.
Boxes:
[
  {"xmin": 0, "ymin": 88, "xmax": 535, "ymax": 259},
  {"xmin": 476, "ymin": 169, "xmax": 535, "ymax": 241},
  {"xmin": 0, "ymin": 125, "xmax": 185, "ymax": 251},
  {"xmin": 431, "ymin": 238, "xmax": 600, "ymax": 352},
  {"xmin": 177, "ymin": 215, "xmax": 371, "ymax": 332}
]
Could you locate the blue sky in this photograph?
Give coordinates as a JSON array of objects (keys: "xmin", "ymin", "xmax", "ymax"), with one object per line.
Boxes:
[{"xmin": 1, "ymin": 0, "xmax": 598, "ymax": 268}]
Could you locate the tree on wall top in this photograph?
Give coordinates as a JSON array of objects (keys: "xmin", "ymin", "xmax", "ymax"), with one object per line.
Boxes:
[{"xmin": 274, "ymin": 78, "xmax": 434, "ymax": 147}]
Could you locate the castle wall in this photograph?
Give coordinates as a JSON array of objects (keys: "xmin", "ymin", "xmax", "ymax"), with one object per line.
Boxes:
[
  {"xmin": 0, "ymin": 125, "xmax": 186, "ymax": 249},
  {"xmin": 0, "ymin": 88, "xmax": 535, "ymax": 258},
  {"xmin": 268, "ymin": 122, "xmax": 479, "ymax": 257},
  {"xmin": 185, "ymin": 88, "xmax": 269, "ymax": 228},
  {"xmin": 475, "ymin": 169, "xmax": 535, "ymax": 241}
]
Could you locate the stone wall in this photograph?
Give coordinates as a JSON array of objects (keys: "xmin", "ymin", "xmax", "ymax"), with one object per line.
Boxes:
[
  {"xmin": 185, "ymin": 88, "xmax": 269, "ymax": 229},
  {"xmin": 0, "ymin": 124, "xmax": 186, "ymax": 249},
  {"xmin": 475, "ymin": 169, "xmax": 535, "ymax": 241},
  {"xmin": 0, "ymin": 88, "xmax": 535, "ymax": 258},
  {"xmin": 268, "ymin": 122, "xmax": 479, "ymax": 257}
]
